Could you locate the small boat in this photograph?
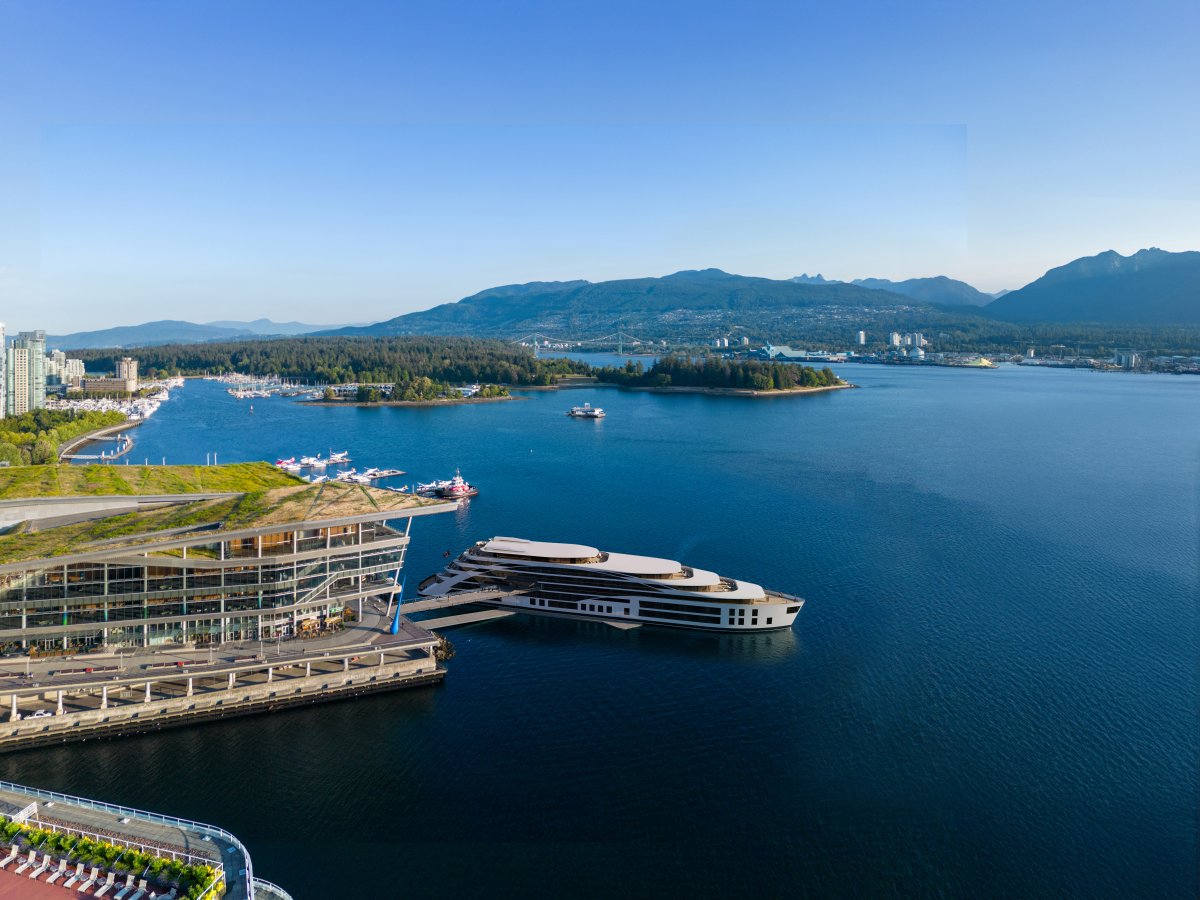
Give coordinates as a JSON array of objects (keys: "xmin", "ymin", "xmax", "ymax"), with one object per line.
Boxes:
[
  {"xmin": 567, "ymin": 403, "xmax": 605, "ymax": 418},
  {"xmin": 328, "ymin": 450, "xmax": 351, "ymax": 464},
  {"xmin": 275, "ymin": 457, "xmax": 296, "ymax": 468},
  {"xmin": 300, "ymin": 455, "xmax": 325, "ymax": 468}
]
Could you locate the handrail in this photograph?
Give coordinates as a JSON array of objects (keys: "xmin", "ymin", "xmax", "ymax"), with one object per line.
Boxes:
[
  {"xmin": 251, "ymin": 876, "xmax": 295, "ymax": 900},
  {"xmin": 0, "ymin": 780, "xmax": 254, "ymax": 898},
  {"xmin": 25, "ymin": 815, "xmax": 224, "ymax": 870}
]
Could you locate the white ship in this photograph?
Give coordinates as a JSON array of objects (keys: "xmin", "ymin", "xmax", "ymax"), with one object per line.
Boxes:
[
  {"xmin": 418, "ymin": 537, "xmax": 803, "ymax": 631},
  {"xmin": 567, "ymin": 402, "xmax": 606, "ymax": 418}
]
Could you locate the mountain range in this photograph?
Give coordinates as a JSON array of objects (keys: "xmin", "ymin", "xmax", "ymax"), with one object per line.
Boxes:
[
  {"xmin": 42, "ymin": 249, "xmax": 1200, "ymax": 349},
  {"xmin": 791, "ymin": 273, "xmax": 995, "ymax": 306},
  {"xmin": 321, "ymin": 269, "xmax": 921, "ymax": 339},
  {"xmin": 48, "ymin": 318, "xmax": 344, "ymax": 350},
  {"xmin": 984, "ymin": 248, "xmax": 1200, "ymax": 325}
]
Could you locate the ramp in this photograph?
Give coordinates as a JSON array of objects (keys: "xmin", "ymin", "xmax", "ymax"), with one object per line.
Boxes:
[{"xmin": 417, "ymin": 609, "xmax": 517, "ymax": 630}]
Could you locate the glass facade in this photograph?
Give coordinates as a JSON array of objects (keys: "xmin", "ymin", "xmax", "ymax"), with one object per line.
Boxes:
[{"xmin": 0, "ymin": 519, "xmax": 411, "ymax": 654}]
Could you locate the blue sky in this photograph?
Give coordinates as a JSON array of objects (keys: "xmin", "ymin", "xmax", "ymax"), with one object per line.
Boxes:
[{"xmin": 1, "ymin": 0, "xmax": 1197, "ymax": 332}]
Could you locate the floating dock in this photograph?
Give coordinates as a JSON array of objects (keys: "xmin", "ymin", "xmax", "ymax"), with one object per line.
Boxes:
[{"xmin": 58, "ymin": 420, "xmax": 141, "ymax": 462}]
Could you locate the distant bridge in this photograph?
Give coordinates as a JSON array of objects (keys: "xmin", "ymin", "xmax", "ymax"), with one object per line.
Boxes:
[{"xmin": 510, "ymin": 331, "xmax": 652, "ymax": 353}]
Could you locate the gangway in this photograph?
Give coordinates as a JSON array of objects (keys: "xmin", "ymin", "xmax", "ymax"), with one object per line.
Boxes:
[{"xmin": 400, "ymin": 589, "xmax": 525, "ymax": 630}]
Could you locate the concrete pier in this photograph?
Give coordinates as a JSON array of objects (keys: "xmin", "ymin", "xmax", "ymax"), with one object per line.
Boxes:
[{"xmin": 0, "ymin": 620, "xmax": 443, "ymax": 752}]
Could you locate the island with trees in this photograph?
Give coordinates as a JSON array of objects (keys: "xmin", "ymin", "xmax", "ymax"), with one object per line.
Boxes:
[{"xmin": 594, "ymin": 356, "xmax": 848, "ymax": 395}]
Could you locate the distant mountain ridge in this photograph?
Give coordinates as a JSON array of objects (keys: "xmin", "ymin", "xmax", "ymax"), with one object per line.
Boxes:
[
  {"xmin": 851, "ymin": 276, "xmax": 994, "ymax": 307},
  {"xmin": 789, "ymin": 273, "xmax": 992, "ymax": 306},
  {"xmin": 320, "ymin": 269, "xmax": 922, "ymax": 339},
  {"xmin": 986, "ymin": 248, "xmax": 1200, "ymax": 325},
  {"xmin": 49, "ymin": 318, "xmax": 345, "ymax": 350}
]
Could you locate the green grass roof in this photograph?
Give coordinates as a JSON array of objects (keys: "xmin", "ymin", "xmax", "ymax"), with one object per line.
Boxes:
[
  {"xmin": 0, "ymin": 462, "xmax": 303, "ymax": 500},
  {"xmin": 0, "ymin": 464, "xmax": 443, "ymax": 566}
]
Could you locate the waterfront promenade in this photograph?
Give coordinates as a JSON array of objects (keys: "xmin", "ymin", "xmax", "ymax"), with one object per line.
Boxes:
[{"xmin": 0, "ymin": 604, "xmax": 444, "ymax": 751}]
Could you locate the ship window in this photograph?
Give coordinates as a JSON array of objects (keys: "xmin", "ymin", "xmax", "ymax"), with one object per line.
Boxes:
[
  {"xmin": 623, "ymin": 609, "xmax": 629, "ymax": 615},
  {"xmin": 767, "ymin": 618, "xmax": 773, "ymax": 625},
  {"xmin": 786, "ymin": 606, "xmax": 800, "ymax": 614}
]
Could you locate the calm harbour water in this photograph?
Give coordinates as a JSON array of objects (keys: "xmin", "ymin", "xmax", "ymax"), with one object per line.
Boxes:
[{"xmin": 9, "ymin": 364, "xmax": 1198, "ymax": 898}]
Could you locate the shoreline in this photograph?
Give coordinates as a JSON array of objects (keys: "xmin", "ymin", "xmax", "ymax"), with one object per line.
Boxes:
[
  {"xmin": 612, "ymin": 382, "xmax": 855, "ymax": 397},
  {"xmin": 57, "ymin": 419, "xmax": 143, "ymax": 462},
  {"xmin": 299, "ymin": 394, "xmax": 519, "ymax": 408}
]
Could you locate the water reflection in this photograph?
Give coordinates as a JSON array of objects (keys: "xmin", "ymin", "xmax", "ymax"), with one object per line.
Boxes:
[{"xmin": 430, "ymin": 608, "xmax": 800, "ymax": 664}]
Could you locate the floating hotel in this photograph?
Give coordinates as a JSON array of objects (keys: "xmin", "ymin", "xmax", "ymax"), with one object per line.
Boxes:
[
  {"xmin": 0, "ymin": 463, "xmax": 455, "ymax": 750},
  {"xmin": 420, "ymin": 537, "xmax": 804, "ymax": 631}
]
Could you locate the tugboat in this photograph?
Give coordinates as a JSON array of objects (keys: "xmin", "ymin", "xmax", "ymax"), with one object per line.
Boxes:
[
  {"xmin": 417, "ymin": 470, "xmax": 479, "ymax": 499},
  {"xmin": 567, "ymin": 402, "xmax": 606, "ymax": 418}
]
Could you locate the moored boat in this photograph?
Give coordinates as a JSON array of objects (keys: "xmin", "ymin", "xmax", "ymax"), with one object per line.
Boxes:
[{"xmin": 419, "ymin": 537, "xmax": 802, "ymax": 632}]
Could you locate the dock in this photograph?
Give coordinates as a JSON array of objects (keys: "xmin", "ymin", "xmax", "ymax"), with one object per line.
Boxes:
[
  {"xmin": 0, "ymin": 617, "xmax": 445, "ymax": 753},
  {"xmin": 58, "ymin": 420, "xmax": 141, "ymax": 462}
]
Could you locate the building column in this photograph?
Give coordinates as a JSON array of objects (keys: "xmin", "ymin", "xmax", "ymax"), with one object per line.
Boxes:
[
  {"xmin": 186, "ymin": 677, "xmax": 193, "ymax": 697},
  {"xmin": 100, "ymin": 686, "xmax": 108, "ymax": 710},
  {"xmin": 227, "ymin": 672, "xmax": 235, "ymax": 689},
  {"xmin": 304, "ymin": 662, "xmax": 311, "ymax": 678},
  {"xmin": 56, "ymin": 691, "xmax": 64, "ymax": 716},
  {"xmin": 378, "ymin": 651, "xmax": 385, "ymax": 667},
  {"xmin": 343, "ymin": 657, "xmax": 350, "ymax": 672},
  {"xmin": 143, "ymin": 682, "xmax": 152, "ymax": 703},
  {"xmin": 267, "ymin": 667, "xmax": 273, "ymax": 683},
  {"xmin": 10, "ymin": 694, "xmax": 18, "ymax": 721}
]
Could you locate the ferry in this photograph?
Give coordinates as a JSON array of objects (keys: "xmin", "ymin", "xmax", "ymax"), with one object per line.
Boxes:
[
  {"xmin": 418, "ymin": 537, "xmax": 803, "ymax": 631},
  {"xmin": 567, "ymin": 402, "xmax": 606, "ymax": 418}
]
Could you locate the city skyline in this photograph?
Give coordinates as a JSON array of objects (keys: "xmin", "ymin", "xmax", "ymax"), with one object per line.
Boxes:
[{"xmin": 2, "ymin": 0, "xmax": 1198, "ymax": 332}]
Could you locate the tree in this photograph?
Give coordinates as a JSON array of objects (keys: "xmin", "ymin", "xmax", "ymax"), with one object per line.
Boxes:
[{"xmin": 30, "ymin": 439, "xmax": 56, "ymax": 465}]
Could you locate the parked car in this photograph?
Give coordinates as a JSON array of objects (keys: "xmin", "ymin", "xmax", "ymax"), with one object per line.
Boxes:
[{"xmin": 29, "ymin": 709, "xmax": 52, "ymax": 719}]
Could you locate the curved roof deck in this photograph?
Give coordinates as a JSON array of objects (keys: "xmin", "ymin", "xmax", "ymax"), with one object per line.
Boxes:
[{"xmin": 477, "ymin": 537, "xmax": 768, "ymax": 598}]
